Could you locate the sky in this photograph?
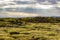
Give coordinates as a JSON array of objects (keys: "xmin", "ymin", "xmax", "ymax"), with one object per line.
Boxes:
[{"xmin": 0, "ymin": 0, "xmax": 60, "ymax": 17}]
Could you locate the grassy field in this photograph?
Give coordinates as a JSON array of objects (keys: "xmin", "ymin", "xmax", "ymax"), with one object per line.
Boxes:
[{"xmin": 0, "ymin": 17, "xmax": 60, "ymax": 40}]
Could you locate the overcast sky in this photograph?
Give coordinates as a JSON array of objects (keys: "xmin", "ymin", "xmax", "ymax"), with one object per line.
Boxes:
[{"xmin": 0, "ymin": 0, "xmax": 60, "ymax": 17}]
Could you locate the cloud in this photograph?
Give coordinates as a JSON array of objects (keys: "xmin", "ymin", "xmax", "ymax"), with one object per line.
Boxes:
[
  {"xmin": 0, "ymin": 0, "xmax": 60, "ymax": 17},
  {"xmin": 0, "ymin": 0, "xmax": 60, "ymax": 8}
]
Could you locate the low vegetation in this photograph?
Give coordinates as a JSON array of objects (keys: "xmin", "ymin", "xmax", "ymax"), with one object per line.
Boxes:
[{"xmin": 0, "ymin": 17, "xmax": 60, "ymax": 40}]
